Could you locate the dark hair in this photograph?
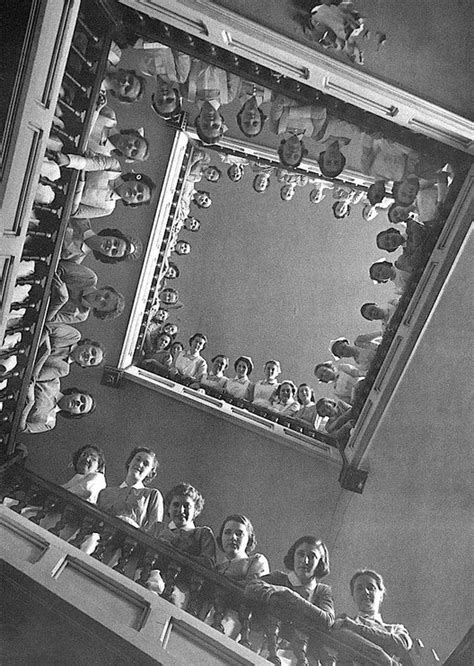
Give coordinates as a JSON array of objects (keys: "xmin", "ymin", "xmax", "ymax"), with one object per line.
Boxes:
[
  {"xmin": 276, "ymin": 380, "xmax": 297, "ymax": 399},
  {"xmin": 376, "ymin": 228, "xmax": 403, "ymax": 251},
  {"xmin": 165, "ymin": 482, "xmax": 205, "ymax": 517},
  {"xmin": 211, "ymin": 354, "xmax": 229, "ymax": 369},
  {"xmin": 297, "ymin": 383, "xmax": 315, "ymax": 404},
  {"xmin": 315, "ymin": 397, "xmax": 337, "ymax": 417},
  {"xmin": 92, "ymin": 286, "xmax": 125, "ymax": 321},
  {"xmin": 217, "ymin": 514, "xmax": 257, "ymax": 553},
  {"xmin": 193, "ymin": 190, "xmax": 212, "ymax": 208},
  {"xmin": 330, "ymin": 338, "xmax": 349, "ymax": 359},
  {"xmin": 236, "ymin": 104, "xmax": 267, "ymax": 137},
  {"xmin": 72, "ymin": 444, "xmax": 105, "ymax": 473},
  {"xmin": 387, "ymin": 202, "xmax": 411, "ymax": 225},
  {"xmin": 166, "ymin": 262, "xmax": 180, "ymax": 279},
  {"xmin": 318, "ymin": 150, "xmax": 346, "ymax": 178},
  {"xmin": 76, "ymin": 338, "xmax": 106, "ymax": 364},
  {"xmin": 110, "ymin": 70, "xmax": 145, "ymax": 103},
  {"xmin": 360, "ymin": 302, "xmax": 378, "ymax": 320},
  {"xmin": 350, "ymin": 569, "xmax": 386, "ymax": 596},
  {"xmin": 367, "ymin": 181, "xmax": 386, "ymax": 206},
  {"xmin": 93, "ymin": 228, "xmax": 134, "ymax": 264},
  {"xmin": 120, "ymin": 173, "xmax": 156, "ymax": 207},
  {"xmin": 369, "ymin": 260, "xmax": 393, "ymax": 283},
  {"xmin": 283, "ymin": 536, "xmax": 330, "ymax": 578},
  {"xmin": 234, "ymin": 356, "xmax": 253, "ymax": 375},
  {"xmin": 278, "ymin": 137, "xmax": 308, "ymax": 169},
  {"xmin": 151, "ymin": 88, "xmax": 182, "ymax": 120},
  {"xmin": 125, "ymin": 447, "xmax": 159, "ymax": 484},
  {"xmin": 59, "ymin": 387, "xmax": 96, "ymax": 419},
  {"xmin": 332, "ymin": 201, "xmax": 351, "ymax": 219},
  {"xmin": 189, "ymin": 332, "xmax": 208, "ymax": 349},
  {"xmin": 195, "ymin": 113, "xmax": 226, "ymax": 145}
]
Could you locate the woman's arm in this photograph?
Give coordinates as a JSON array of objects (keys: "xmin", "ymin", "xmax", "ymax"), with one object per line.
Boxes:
[
  {"xmin": 246, "ymin": 553, "xmax": 270, "ymax": 581},
  {"xmin": 144, "ymin": 489, "xmax": 164, "ymax": 531}
]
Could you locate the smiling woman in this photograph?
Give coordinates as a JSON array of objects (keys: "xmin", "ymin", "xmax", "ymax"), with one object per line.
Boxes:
[{"xmin": 107, "ymin": 16, "xmax": 469, "ymax": 452}]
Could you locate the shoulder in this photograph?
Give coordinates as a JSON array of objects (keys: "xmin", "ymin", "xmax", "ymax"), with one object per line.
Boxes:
[{"xmin": 262, "ymin": 571, "xmax": 289, "ymax": 586}]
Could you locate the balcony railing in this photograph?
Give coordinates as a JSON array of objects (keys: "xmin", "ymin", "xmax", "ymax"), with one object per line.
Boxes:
[{"xmin": 0, "ymin": 464, "xmax": 409, "ymax": 665}]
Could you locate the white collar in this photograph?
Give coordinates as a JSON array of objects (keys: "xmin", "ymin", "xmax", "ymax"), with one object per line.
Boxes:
[
  {"xmin": 120, "ymin": 480, "xmax": 145, "ymax": 490},
  {"xmin": 288, "ymin": 570, "xmax": 317, "ymax": 591},
  {"xmin": 169, "ymin": 520, "xmax": 195, "ymax": 532}
]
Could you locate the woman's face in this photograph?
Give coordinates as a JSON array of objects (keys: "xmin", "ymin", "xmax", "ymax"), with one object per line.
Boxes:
[
  {"xmin": 281, "ymin": 134, "xmax": 304, "ymax": 167},
  {"xmin": 163, "ymin": 323, "xmax": 178, "ymax": 337},
  {"xmin": 298, "ymin": 385, "xmax": 313, "ymax": 405},
  {"xmin": 113, "ymin": 133, "xmax": 147, "ymax": 161},
  {"xmin": 236, "ymin": 361, "xmax": 249, "ymax": 378},
  {"xmin": 165, "ymin": 265, "xmax": 178, "ymax": 279},
  {"xmin": 352, "ymin": 573, "xmax": 384, "ymax": 615},
  {"xmin": 175, "ymin": 241, "xmax": 191, "ymax": 255},
  {"xmin": 228, "ymin": 164, "xmax": 244, "ymax": 182},
  {"xmin": 115, "ymin": 180, "xmax": 151, "ymax": 205},
  {"xmin": 171, "ymin": 342, "xmax": 184, "ymax": 359},
  {"xmin": 185, "ymin": 217, "xmax": 201, "ymax": 232},
  {"xmin": 57, "ymin": 392, "xmax": 93, "ymax": 416},
  {"xmin": 75, "ymin": 447, "xmax": 100, "ymax": 475},
  {"xmin": 84, "ymin": 288, "xmax": 118, "ymax": 314},
  {"xmin": 190, "ymin": 335, "xmax": 206, "ymax": 354},
  {"xmin": 156, "ymin": 334, "xmax": 171, "ymax": 351},
  {"xmin": 168, "ymin": 494, "xmax": 197, "ymax": 528},
  {"xmin": 160, "ymin": 289, "xmax": 178, "ymax": 305},
  {"xmin": 264, "ymin": 362, "xmax": 280, "ymax": 381},
  {"xmin": 240, "ymin": 96, "xmax": 263, "ymax": 136},
  {"xmin": 318, "ymin": 400, "xmax": 338, "ymax": 418},
  {"xmin": 70, "ymin": 343, "xmax": 103, "ymax": 368},
  {"xmin": 98, "ymin": 236, "xmax": 127, "ymax": 258},
  {"xmin": 195, "ymin": 192, "xmax": 212, "ymax": 208},
  {"xmin": 203, "ymin": 166, "xmax": 221, "ymax": 182},
  {"xmin": 293, "ymin": 541, "xmax": 321, "ymax": 584},
  {"xmin": 212, "ymin": 356, "xmax": 227, "ymax": 375},
  {"xmin": 309, "ymin": 187, "xmax": 324, "ymax": 204},
  {"xmin": 156, "ymin": 308, "xmax": 169, "ymax": 323},
  {"xmin": 126, "ymin": 451, "xmax": 156, "ymax": 485},
  {"xmin": 221, "ymin": 520, "xmax": 250, "ymax": 559},
  {"xmin": 279, "ymin": 382, "xmax": 294, "ymax": 404},
  {"xmin": 154, "ymin": 77, "xmax": 179, "ymax": 114},
  {"xmin": 315, "ymin": 366, "xmax": 336, "ymax": 383}
]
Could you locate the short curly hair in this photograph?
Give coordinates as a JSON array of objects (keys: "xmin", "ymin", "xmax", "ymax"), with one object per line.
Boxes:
[
  {"xmin": 72, "ymin": 444, "xmax": 105, "ymax": 473},
  {"xmin": 275, "ymin": 380, "xmax": 297, "ymax": 400},
  {"xmin": 92, "ymin": 228, "xmax": 134, "ymax": 264},
  {"xmin": 125, "ymin": 447, "xmax": 159, "ymax": 484},
  {"xmin": 217, "ymin": 514, "xmax": 257, "ymax": 553},
  {"xmin": 92, "ymin": 287, "xmax": 125, "ymax": 321},
  {"xmin": 376, "ymin": 228, "xmax": 404, "ymax": 252},
  {"xmin": 278, "ymin": 137, "xmax": 308, "ymax": 169},
  {"xmin": 283, "ymin": 536, "xmax": 330, "ymax": 578},
  {"xmin": 165, "ymin": 482, "xmax": 205, "ymax": 517}
]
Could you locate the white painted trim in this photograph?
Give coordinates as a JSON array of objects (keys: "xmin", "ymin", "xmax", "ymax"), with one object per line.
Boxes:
[
  {"xmin": 119, "ymin": 0, "xmax": 474, "ymax": 153},
  {"xmin": 124, "ymin": 364, "xmax": 341, "ymax": 465},
  {"xmin": 117, "ymin": 131, "xmax": 189, "ymax": 369}
]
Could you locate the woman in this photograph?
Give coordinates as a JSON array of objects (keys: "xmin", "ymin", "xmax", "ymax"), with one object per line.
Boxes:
[
  {"xmin": 294, "ymin": 383, "xmax": 318, "ymax": 428},
  {"xmin": 212, "ymin": 514, "xmax": 269, "ymax": 641},
  {"xmin": 271, "ymin": 380, "xmax": 300, "ymax": 416},
  {"xmin": 19, "ymin": 384, "xmax": 96, "ymax": 434},
  {"xmin": 174, "ymin": 333, "xmax": 208, "ymax": 383},
  {"xmin": 61, "ymin": 220, "xmax": 141, "ymax": 265},
  {"xmin": 332, "ymin": 570, "xmax": 413, "ymax": 665},
  {"xmin": 200, "ymin": 355, "xmax": 229, "ymax": 392},
  {"xmin": 246, "ymin": 535, "xmax": 334, "ymax": 665}
]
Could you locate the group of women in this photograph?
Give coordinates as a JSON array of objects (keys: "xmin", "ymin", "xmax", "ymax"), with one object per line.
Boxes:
[{"xmin": 17, "ymin": 442, "xmax": 413, "ymax": 666}]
